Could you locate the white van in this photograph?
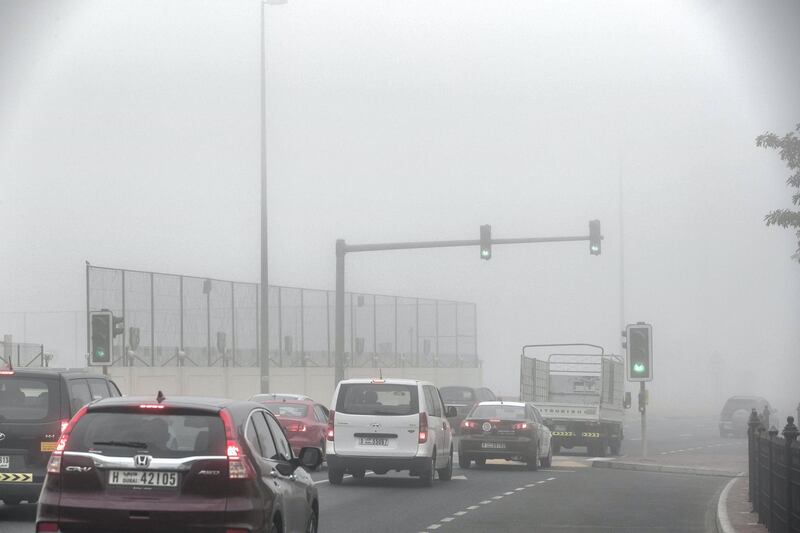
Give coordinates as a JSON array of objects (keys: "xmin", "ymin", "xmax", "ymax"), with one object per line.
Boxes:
[{"xmin": 325, "ymin": 378, "xmax": 456, "ymax": 486}]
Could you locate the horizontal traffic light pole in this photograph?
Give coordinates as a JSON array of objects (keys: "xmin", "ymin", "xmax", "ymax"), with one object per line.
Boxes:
[{"xmin": 341, "ymin": 234, "xmax": 597, "ymax": 254}]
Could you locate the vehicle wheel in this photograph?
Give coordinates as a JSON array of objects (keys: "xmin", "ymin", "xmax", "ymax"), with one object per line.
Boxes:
[
  {"xmin": 541, "ymin": 445, "xmax": 553, "ymax": 468},
  {"xmin": 351, "ymin": 469, "xmax": 366, "ymax": 480},
  {"xmin": 2, "ymin": 498, "xmax": 21, "ymax": 505},
  {"xmin": 610, "ymin": 439, "xmax": 622, "ymax": 456},
  {"xmin": 551, "ymin": 443, "xmax": 561, "ymax": 456},
  {"xmin": 526, "ymin": 446, "xmax": 540, "ymax": 471},
  {"xmin": 475, "ymin": 457, "xmax": 486, "ymax": 467},
  {"xmin": 328, "ymin": 467, "xmax": 344, "ymax": 485},
  {"xmin": 437, "ymin": 448, "xmax": 453, "ymax": 481},
  {"xmin": 306, "ymin": 510, "xmax": 318, "ymax": 533},
  {"xmin": 420, "ymin": 452, "xmax": 436, "ymax": 487},
  {"xmin": 458, "ymin": 452, "xmax": 471, "ymax": 469}
]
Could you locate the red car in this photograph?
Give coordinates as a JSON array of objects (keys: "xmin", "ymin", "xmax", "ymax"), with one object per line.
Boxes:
[{"xmin": 252, "ymin": 397, "xmax": 329, "ymax": 465}]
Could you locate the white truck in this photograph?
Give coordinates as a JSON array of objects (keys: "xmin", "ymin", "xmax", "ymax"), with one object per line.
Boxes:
[{"xmin": 519, "ymin": 352, "xmax": 627, "ymax": 456}]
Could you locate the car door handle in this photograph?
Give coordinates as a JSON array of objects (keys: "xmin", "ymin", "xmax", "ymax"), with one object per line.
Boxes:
[{"xmin": 270, "ymin": 469, "xmax": 296, "ymax": 482}]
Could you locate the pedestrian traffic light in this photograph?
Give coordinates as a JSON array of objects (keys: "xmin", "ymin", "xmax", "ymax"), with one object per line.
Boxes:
[
  {"xmin": 589, "ymin": 219, "xmax": 601, "ymax": 255},
  {"xmin": 480, "ymin": 224, "xmax": 491, "ymax": 260},
  {"xmin": 89, "ymin": 311, "xmax": 113, "ymax": 366},
  {"xmin": 626, "ymin": 323, "xmax": 652, "ymax": 381}
]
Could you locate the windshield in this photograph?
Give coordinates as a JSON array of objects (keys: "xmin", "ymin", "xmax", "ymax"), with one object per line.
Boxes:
[
  {"xmin": 336, "ymin": 384, "xmax": 419, "ymax": 416},
  {"xmin": 66, "ymin": 412, "xmax": 226, "ymax": 458},
  {"xmin": 263, "ymin": 402, "xmax": 308, "ymax": 418},
  {"xmin": 440, "ymin": 387, "xmax": 476, "ymax": 403},
  {"xmin": 469, "ymin": 405, "xmax": 526, "ymax": 421},
  {"xmin": 0, "ymin": 376, "xmax": 59, "ymax": 422}
]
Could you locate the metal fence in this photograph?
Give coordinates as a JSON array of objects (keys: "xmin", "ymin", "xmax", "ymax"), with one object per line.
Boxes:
[
  {"xmin": 0, "ymin": 338, "xmax": 49, "ymax": 368},
  {"xmin": 87, "ymin": 265, "xmax": 478, "ymax": 368},
  {"xmin": 747, "ymin": 410, "xmax": 800, "ymax": 532}
]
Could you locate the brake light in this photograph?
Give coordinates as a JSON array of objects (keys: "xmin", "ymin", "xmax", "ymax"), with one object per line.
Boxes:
[
  {"xmin": 220, "ymin": 409, "xmax": 253, "ymax": 480},
  {"xmin": 0, "ymin": 370, "xmax": 14, "ymax": 376},
  {"xmin": 326, "ymin": 410, "xmax": 335, "ymax": 441},
  {"xmin": 36, "ymin": 522, "xmax": 60, "ymax": 532},
  {"xmin": 47, "ymin": 405, "xmax": 89, "ymax": 475},
  {"xmin": 418, "ymin": 412, "xmax": 428, "ymax": 444},
  {"xmin": 513, "ymin": 422, "xmax": 529, "ymax": 431},
  {"xmin": 462, "ymin": 420, "xmax": 477, "ymax": 431},
  {"xmin": 139, "ymin": 404, "xmax": 165, "ymax": 409},
  {"xmin": 285, "ymin": 421, "xmax": 307, "ymax": 433}
]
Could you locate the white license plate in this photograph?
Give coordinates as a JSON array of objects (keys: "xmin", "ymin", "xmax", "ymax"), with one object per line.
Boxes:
[
  {"xmin": 109, "ymin": 470, "xmax": 178, "ymax": 488},
  {"xmin": 0, "ymin": 456, "xmax": 8, "ymax": 469},
  {"xmin": 359, "ymin": 437, "xmax": 389, "ymax": 446},
  {"xmin": 481, "ymin": 442, "xmax": 506, "ymax": 449}
]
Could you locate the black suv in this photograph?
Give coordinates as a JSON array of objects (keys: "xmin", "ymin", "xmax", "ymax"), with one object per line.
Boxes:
[{"xmin": 0, "ymin": 368, "xmax": 122, "ymax": 505}]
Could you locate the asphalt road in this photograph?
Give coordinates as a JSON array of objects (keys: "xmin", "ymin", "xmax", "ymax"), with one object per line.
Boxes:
[{"xmin": 0, "ymin": 415, "xmax": 742, "ymax": 533}]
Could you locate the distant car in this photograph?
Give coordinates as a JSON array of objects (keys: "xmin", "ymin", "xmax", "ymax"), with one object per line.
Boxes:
[
  {"xmin": 254, "ymin": 397, "xmax": 330, "ymax": 469},
  {"xmin": 0, "ymin": 367, "xmax": 122, "ymax": 506},
  {"xmin": 719, "ymin": 396, "xmax": 772, "ymax": 438},
  {"xmin": 439, "ymin": 386, "xmax": 496, "ymax": 434},
  {"xmin": 36, "ymin": 395, "xmax": 322, "ymax": 533},
  {"xmin": 458, "ymin": 401, "xmax": 552, "ymax": 470},
  {"xmin": 326, "ymin": 378, "xmax": 457, "ymax": 486}
]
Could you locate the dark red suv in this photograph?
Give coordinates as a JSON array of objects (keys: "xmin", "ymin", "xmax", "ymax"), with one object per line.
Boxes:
[{"xmin": 36, "ymin": 395, "xmax": 322, "ymax": 533}]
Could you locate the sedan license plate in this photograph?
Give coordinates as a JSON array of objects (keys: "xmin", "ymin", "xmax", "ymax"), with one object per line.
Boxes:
[
  {"xmin": 0, "ymin": 456, "xmax": 9, "ymax": 469},
  {"xmin": 359, "ymin": 437, "xmax": 389, "ymax": 446},
  {"xmin": 109, "ymin": 470, "xmax": 178, "ymax": 488},
  {"xmin": 481, "ymin": 442, "xmax": 506, "ymax": 449}
]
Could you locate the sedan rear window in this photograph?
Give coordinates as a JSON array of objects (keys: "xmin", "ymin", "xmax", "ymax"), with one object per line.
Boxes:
[
  {"xmin": 66, "ymin": 412, "xmax": 226, "ymax": 458},
  {"xmin": 263, "ymin": 402, "xmax": 308, "ymax": 418},
  {"xmin": 0, "ymin": 377, "xmax": 59, "ymax": 422},
  {"xmin": 470, "ymin": 405, "xmax": 526, "ymax": 421},
  {"xmin": 336, "ymin": 384, "xmax": 419, "ymax": 416}
]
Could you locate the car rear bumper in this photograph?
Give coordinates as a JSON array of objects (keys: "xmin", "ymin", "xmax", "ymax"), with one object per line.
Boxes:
[
  {"xmin": 459, "ymin": 436, "xmax": 534, "ymax": 458},
  {"xmin": 326, "ymin": 454, "xmax": 430, "ymax": 473}
]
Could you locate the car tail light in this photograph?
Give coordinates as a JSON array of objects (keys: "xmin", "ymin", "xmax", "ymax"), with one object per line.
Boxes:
[
  {"xmin": 326, "ymin": 410, "xmax": 335, "ymax": 441},
  {"xmin": 59, "ymin": 419, "xmax": 69, "ymax": 434},
  {"xmin": 461, "ymin": 420, "xmax": 477, "ymax": 433},
  {"xmin": 220, "ymin": 408, "xmax": 254, "ymax": 480},
  {"xmin": 47, "ymin": 405, "xmax": 89, "ymax": 475},
  {"xmin": 285, "ymin": 421, "xmax": 307, "ymax": 433},
  {"xmin": 418, "ymin": 412, "xmax": 428, "ymax": 444},
  {"xmin": 0, "ymin": 370, "xmax": 15, "ymax": 376},
  {"xmin": 513, "ymin": 422, "xmax": 529, "ymax": 431},
  {"xmin": 36, "ymin": 522, "xmax": 60, "ymax": 532}
]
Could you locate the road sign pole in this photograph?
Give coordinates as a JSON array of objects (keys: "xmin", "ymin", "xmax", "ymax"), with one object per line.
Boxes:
[{"xmin": 641, "ymin": 381, "xmax": 647, "ymax": 459}]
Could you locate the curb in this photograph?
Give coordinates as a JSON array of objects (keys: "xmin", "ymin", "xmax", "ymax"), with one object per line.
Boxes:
[
  {"xmin": 716, "ymin": 476, "xmax": 738, "ymax": 533},
  {"xmin": 591, "ymin": 460, "xmax": 743, "ymax": 478}
]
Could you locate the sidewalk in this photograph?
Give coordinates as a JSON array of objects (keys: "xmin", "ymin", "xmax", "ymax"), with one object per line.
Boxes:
[{"xmin": 717, "ymin": 475, "xmax": 767, "ymax": 533}]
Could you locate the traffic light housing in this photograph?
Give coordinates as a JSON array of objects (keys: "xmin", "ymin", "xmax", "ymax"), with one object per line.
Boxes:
[
  {"xmin": 626, "ymin": 323, "xmax": 653, "ymax": 381},
  {"xmin": 480, "ymin": 224, "xmax": 492, "ymax": 260},
  {"xmin": 89, "ymin": 311, "xmax": 113, "ymax": 366},
  {"xmin": 589, "ymin": 219, "xmax": 601, "ymax": 255}
]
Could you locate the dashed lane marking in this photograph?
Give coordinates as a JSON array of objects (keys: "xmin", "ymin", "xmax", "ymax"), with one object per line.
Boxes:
[
  {"xmin": 526, "ymin": 483, "xmax": 536, "ymax": 487},
  {"xmin": 504, "ymin": 491, "xmax": 515, "ymax": 495},
  {"xmin": 492, "ymin": 495, "xmax": 504, "ymax": 500},
  {"xmin": 454, "ymin": 511, "xmax": 468, "ymax": 516},
  {"xmin": 480, "ymin": 500, "xmax": 492, "ymax": 505},
  {"xmin": 467, "ymin": 506, "xmax": 479, "ymax": 510},
  {"xmin": 427, "ymin": 525, "xmax": 441, "ymax": 530},
  {"xmin": 441, "ymin": 517, "xmax": 454, "ymax": 522},
  {"xmin": 547, "ymin": 477, "xmax": 556, "ymax": 481}
]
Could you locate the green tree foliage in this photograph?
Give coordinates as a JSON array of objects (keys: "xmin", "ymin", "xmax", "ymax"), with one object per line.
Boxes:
[{"xmin": 757, "ymin": 123, "xmax": 800, "ymax": 262}]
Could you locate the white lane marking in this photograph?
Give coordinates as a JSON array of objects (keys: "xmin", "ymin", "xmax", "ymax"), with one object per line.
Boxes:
[
  {"xmin": 504, "ymin": 491, "xmax": 515, "ymax": 495},
  {"xmin": 514, "ymin": 487, "xmax": 525, "ymax": 491},
  {"xmin": 452, "ymin": 475, "xmax": 468, "ymax": 480},
  {"xmin": 537, "ymin": 480, "xmax": 546, "ymax": 484},
  {"xmin": 525, "ymin": 483, "xmax": 536, "ymax": 487},
  {"xmin": 427, "ymin": 525, "xmax": 441, "ymax": 530},
  {"xmin": 467, "ymin": 506, "xmax": 480, "ymax": 510},
  {"xmin": 547, "ymin": 477, "xmax": 556, "ymax": 481},
  {"xmin": 492, "ymin": 495, "xmax": 503, "ymax": 500},
  {"xmin": 441, "ymin": 517, "xmax": 454, "ymax": 522},
  {"xmin": 480, "ymin": 500, "xmax": 492, "ymax": 505},
  {"xmin": 454, "ymin": 511, "xmax": 468, "ymax": 516}
]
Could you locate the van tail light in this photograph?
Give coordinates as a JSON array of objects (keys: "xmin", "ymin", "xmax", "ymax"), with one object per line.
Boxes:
[
  {"xmin": 47, "ymin": 405, "xmax": 89, "ymax": 475},
  {"xmin": 513, "ymin": 422, "xmax": 529, "ymax": 431},
  {"xmin": 418, "ymin": 412, "xmax": 428, "ymax": 444},
  {"xmin": 220, "ymin": 408, "xmax": 254, "ymax": 480},
  {"xmin": 36, "ymin": 522, "xmax": 60, "ymax": 532},
  {"xmin": 326, "ymin": 410, "xmax": 335, "ymax": 441}
]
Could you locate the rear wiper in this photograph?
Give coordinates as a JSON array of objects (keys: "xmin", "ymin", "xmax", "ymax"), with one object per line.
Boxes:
[{"xmin": 93, "ymin": 440, "xmax": 148, "ymax": 449}]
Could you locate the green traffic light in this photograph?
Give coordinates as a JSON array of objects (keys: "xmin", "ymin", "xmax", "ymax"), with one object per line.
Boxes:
[
  {"xmin": 480, "ymin": 249, "xmax": 491, "ymax": 258},
  {"xmin": 633, "ymin": 362, "xmax": 646, "ymax": 373},
  {"xmin": 95, "ymin": 349, "xmax": 105, "ymax": 357}
]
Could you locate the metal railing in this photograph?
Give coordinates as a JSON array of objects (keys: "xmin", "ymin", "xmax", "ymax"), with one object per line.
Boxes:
[
  {"xmin": 0, "ymin": 340, "xmax": 50, "ymax": 368},
  {"xmin": 748, "ymin": 410, "xmax": 800, "ymax": 532}
]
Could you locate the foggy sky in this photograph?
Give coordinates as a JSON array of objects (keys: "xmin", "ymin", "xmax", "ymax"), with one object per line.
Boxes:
[{"xmin": 2, "ymin": 0, "xmax": 799, "ymax": 415}]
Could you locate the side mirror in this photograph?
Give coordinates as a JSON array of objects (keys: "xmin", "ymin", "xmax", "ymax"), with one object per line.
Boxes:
[
  {"xmin": 623, "ymin": 392, "xmax": 632, "ymax": 409},
  {"xmin": 298, "ymin": 446, "xmax": 323, "ymax": 470},
  {"xmin": 446, "ymin": 406, "xmax": 458, "ymax": 418}
]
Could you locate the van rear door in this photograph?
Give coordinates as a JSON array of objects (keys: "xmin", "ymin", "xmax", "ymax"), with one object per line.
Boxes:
[{"xmin": 333, "ymin": 383, "xmax": 420, "ymax": 457}]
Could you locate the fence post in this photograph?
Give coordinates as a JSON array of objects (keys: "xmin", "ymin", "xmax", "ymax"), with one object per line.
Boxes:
[
  {"xmin": 783, "ymin": 417, "xmax": 799, "ymax": 533},
  {"xmin": 768, "ymin": 426, "xmax": 779, "ymax": 529},
  {"xmin": 749, "ymin": 409, "xmax": 761, "ymax": 508}
]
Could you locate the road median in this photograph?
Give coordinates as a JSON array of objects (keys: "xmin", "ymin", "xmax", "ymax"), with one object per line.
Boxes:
[{"xmin": 592, "ymin": 459, "xmax": 743, "ymax": 478}]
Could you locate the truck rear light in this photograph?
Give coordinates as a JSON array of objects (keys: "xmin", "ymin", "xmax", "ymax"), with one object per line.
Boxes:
[
  {"xmin": 48, "ymin": 405, "xmax": 89, "ymax": 474},
  {"xmin": 220, "ymin": 408, "xmax": 253, "ymax": 480},
  {"xmin": 36, "ymin": 522, "xmax": 60, "ymax": 532},
  {"xmin": 418, "ymin": 412, "xmax": 428, "ymax": 444},
  {"xmin": 326, "ymin": 410, "xmax": 335, "ymax": 441}
]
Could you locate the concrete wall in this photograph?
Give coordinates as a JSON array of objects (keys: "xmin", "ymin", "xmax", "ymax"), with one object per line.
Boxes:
[{"xmin": 108, "ymin": 366, "xmax": 483, "ymax": 406}]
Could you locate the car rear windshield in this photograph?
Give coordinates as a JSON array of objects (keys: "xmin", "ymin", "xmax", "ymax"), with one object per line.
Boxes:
[
  {"xmin": 336, "ymin": 383, "xmax": 419, "ymax": 416},
  {"xmin": 440, "ymin": 387, "xmax": 476, "ymax": 403},
  {"xmin": 0, "ymin": 376, "xmax": 59, "ymax": 422},
  {"xmin": 470, "ymin": 405, "xmax": 526, "ymax": 421},
  {"xmin": 66, "ymin": 412, "xmax": 226, "ymax": 458},
  {"xmin": 264, "ymin": 402, "xmax": 308, "ymax": 418}
]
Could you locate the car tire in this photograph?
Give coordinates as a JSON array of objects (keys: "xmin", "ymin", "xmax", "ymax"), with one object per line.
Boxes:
[
  {"xmin": 526, "ymin": 445, "xmax": 540, "ymax": 471},
  {"xmin": 437, "ymin": 448, "xmax": 453, "ymax": 481},
  {"xmin": 541, "ymin": 445, "xmax": 553, "ymax": 468},
  {"xmin": 458, "ymin": 453, "xmax": 471, "ymax": 469},
  {"xmin": 420, "ymin": 452, "xmax": 436, "ymax": 487},
  {"xmin": 328, "ymin": 467, "xmax": 344, "ymax": 485},
  {"xmin": 306, "ymin": 510, "xmax": 318, "ymax": 533}
]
